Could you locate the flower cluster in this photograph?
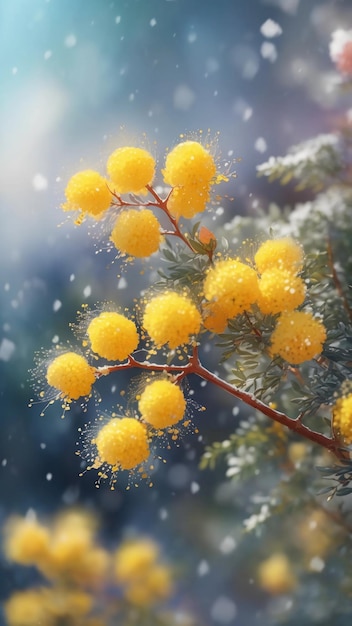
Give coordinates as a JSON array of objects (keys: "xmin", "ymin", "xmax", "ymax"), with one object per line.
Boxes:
[
  {"xmin": 202, "ymin": 237, "xmax": 326, "ymax": 364},
  {"xmin": 61, "ymin": 138, "xmax": 221, "ymax": 260},
  {"xmin": 3, "ymin": 509, "xmax": 184, "ymax": 626},
  {"xmin": 34, "ymin": 127, "xmax": 349, "ymax": 497}
]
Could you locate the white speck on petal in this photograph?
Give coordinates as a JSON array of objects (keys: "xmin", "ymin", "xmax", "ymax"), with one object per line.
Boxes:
[
  {"xmin": 83, "ymin": 285, "xmax": 92, "ymax": 298},
  {"xmin": 53, "ymin": 299, "xmax": 62, "ymax": 312}
]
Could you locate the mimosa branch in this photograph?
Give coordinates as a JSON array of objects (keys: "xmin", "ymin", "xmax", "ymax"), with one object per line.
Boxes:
[{"xmin": 95, "ymin": 345, "xmax": 346, "ymax": 460}]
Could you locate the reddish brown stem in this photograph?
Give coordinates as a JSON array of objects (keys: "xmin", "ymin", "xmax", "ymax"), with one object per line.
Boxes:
[
  {"xmin": 145, "ymin": 184, "xmax": 195, "ymax": 253},
  {"xmin": 96, "ymin": 346, "xmax": 346, "ymax": 460}
]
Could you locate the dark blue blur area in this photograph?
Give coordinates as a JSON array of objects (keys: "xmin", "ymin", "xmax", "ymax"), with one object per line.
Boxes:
[{"xmin": 0, "ymin": 0, "xmax": 351, "ymax": 624}]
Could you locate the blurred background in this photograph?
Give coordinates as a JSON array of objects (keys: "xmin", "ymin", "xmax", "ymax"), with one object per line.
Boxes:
[{"xmin": 1, "ymin": 0, "xmax": 352, "ymax": 623}]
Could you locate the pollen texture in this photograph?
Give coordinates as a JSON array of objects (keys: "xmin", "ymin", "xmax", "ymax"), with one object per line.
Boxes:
[
  {"xmin": 110, "ymin": 208, "xmax": 162, "ymax": 257},
  {"xmin": 143, "ymin": 291, "xmax": 201, "ymax": 349},
  {"xmin": 333, "ymin": 393, "xmax": 352, "ymax": 445},
  {"xmin": 255, "ymin": 238, "xmax": 304, "ymax": 274},
  {"xmin": 167, "ymin": 184, "xmax": 210, "ymax": 219},
  {"xmin": 203, "ymin": 258, "xmax": 260, "ymax": 318},
  {"xmin": 87, "ymin": 312, "xmax": 139, "ymax": 361},
  {"xmin": 62, "ymin": 170, "xmax": 112, "ymax": 217},
  {"xmin": 162, "ymin": 141, "xmax": 216, "ymax": 187},
  {"xmin": 46, "ymin": 352, "xmax": 95, "ymax": 400},
  {"xmin": 202, "ymin": 301, "xmax": 230, "ymax": 334},
  {"xmin": 270, "ymin": 311, "xmax": 327, "ymax": 364},
  {"xmin": 107, "ymin": 147, "xmax": 155, "ymax": 194},
  {"xmin": 138, "ymin": 379, "xmax": 186, "ymax": 428},
  {"xmin": 95, "ymin": 417, "xmax": 149, "ymax": 470},
  {"xmin": 257, "ymin": 268, "xmax": 306, "ymax": 314}
]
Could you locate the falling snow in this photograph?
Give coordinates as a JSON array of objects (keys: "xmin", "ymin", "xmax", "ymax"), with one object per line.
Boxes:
[
  {"xmin": 64, "ymin": 33, "xmax": 77, "ymax": 47},
  {"xmin": 173, "ymin": 84, "xmax": 195, "ymax": 110},
  {"xmin": 261, "ymin": 41, "xmax": 278, "ymax": 62},
  {"xmin": 32, "ymin": 173, "xmax": 48, "ymax": 191},
  {"xmin": 0, "ymin": 338, "xmax": 15, "ymax": 361},
  {"xmin": 52, "ymin": 299, "xmax": 62, "ymax": 312},
  {"xmin": 260, "ymin": 19, "xmax": 283, "ymax": 38},
  {"xmin": 255, "ymin": 137, "xmax": 268, "ymax": 153},
  {"xmin": 219, "ymin": 536, "xmax": 237, "ymax": 554},
  {"xmin": 211, "ymin": 596, "xmax": 237, "ymax": 624},
  {"xmin": 197, "ymin": 560, "xmax": 210, "ymax": 576}
]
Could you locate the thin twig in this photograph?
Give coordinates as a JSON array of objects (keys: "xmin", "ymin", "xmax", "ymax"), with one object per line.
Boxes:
[{"xmin": 96, "ymin": 345, "xmax": 347, "ymax": 460}]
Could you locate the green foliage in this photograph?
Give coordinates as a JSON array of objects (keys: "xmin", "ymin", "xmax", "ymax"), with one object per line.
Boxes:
[{"xmin": 257, "ymin": 134, "xmax": 344, "ymax": 191}]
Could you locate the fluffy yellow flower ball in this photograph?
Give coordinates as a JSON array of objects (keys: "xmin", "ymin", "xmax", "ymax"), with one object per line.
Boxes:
[
  {"xmin": 257, "ymin": 553, "xmax": 297, "ymax": 595},
  {"xmin": 62, "ymin": 170, "xmax": 112, "ymax": 217},
  {"xmin": 125, "ymin": 564, "xmax": 173, "ymax": 607},
  {"xmin": 107, "ymin": 147, "xmax": 155, "ymax": 194},
  {"xmin": 255, "ymin": 237, "xmax": 304, "ymax": 274},
  {"xmin": 202, "ymin": 301, "xmax": 230, "ymax": 334},
  {"xmin": 167, "ymin": 183, "xmax": 211, "ymax": 218},
  {"xmin": 270, "ymin": 311, "xmax": 327, "ymax": 364},
  {"xmin": 46, "ymin": 352, "xmax": 95, "ymax": 400},
  {"xmin": 203, "ymin": 258, "xmax": 260, "ymax": 318},
  {"xmin": 114, "ymin": 539, "xmax": 159, "ymax": 584},
  {"xmin": 138, "ymin": 379, "xmax": 186, "ymax": 429},
  {"xmin": 162, "ymin": 141, "xmax": 216, "ymax": 187},
  {"xmin": 257, "ymin": 268, "xmax": 306, "ymax": 315},
  {"xmin": 49, "ymin": 523, "xmax": 93, "ymax": 572},
  {"xmin": 295, "ymin": 510, "xmax": 333, "ymax": 558},
  {"xmin": 94, "ymin": 417, "xmax": 149, "ymax": 470},
  {"xmin": 4, "ymin": 517, "xmax": 50, "ymax": 566},
  {"xmin": 110, "ymin": 208, "xmax": 162, "ymax": 257},
  {"xmin": 87, "ymin": 311, "xmax": 139, "ymax": 361},
  {"xmin": 4, "ymin": 589, "xmax": 53, "ymax": 626},
  {"xmin": 143, "ymin": 291, "xmax": 201, "ymax": 349},
  {"xmin": 332, "ymin": 392, "xmax": 352, "ymax": 445}
]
